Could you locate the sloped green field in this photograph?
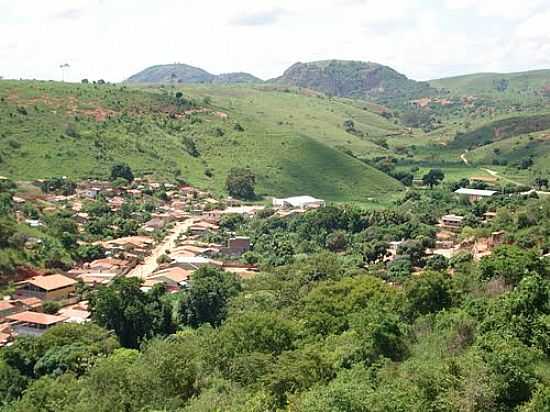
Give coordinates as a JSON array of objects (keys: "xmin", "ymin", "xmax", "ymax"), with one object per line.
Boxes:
[{"xmin": 0, "ymin": 80, "xmax": 403, "ymax": 202}]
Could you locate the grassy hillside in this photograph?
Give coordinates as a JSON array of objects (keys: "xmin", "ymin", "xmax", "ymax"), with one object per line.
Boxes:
[
  {"xmin": 449, "ymin": 113, "xmax": 550, "ymax": 149},
  {"xmin": 430, "ymin": 69, "xmax": 550, "ymax": 95},
  {"xmin": 0, "ymin": 80, "xmax": 403, "ymax": 203},
  {"xmin": 464, "ymin": 129, "xmax": 550, "ymax": 175}
]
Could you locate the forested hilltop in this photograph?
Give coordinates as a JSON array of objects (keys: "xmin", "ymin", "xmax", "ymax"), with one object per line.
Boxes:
[{"xmin": 1, "ymin": 179, "xmax": 548, "ymax": 411}]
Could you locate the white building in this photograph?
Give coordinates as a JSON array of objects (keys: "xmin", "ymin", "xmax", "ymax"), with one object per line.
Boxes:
[
  {"xmin": 272, "ymin": 195, "xmax": 325, "ymax": 210},
  {"xmin": 454, "ymin": 188, "xmax": 497, "ymax": 202}
]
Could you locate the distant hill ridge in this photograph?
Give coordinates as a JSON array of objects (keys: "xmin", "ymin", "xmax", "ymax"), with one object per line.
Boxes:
[
  {"xmin": 125, "ymin": 63, "xmax": 262, "ymax": 85},
  {"xmin": 271, "ymin": 60, "xmax": 435, "ymax": 103},
  {"xmin": 126, "ymin": 61, "xmax": 550, "ymax": 107}
]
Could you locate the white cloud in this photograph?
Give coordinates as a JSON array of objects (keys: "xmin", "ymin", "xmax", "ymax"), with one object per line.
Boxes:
[{"xmin": 0, "ymin": 0, "xmax": 549, "ymax": 82}]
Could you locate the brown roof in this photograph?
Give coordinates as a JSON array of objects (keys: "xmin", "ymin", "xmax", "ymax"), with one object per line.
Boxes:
[
  {"xmin": 0, "ymin": 332, "xmax": 11, "ymax": 344},
  {"xmin": 26, "ymin": 274, "xmax": 77, "ymax": 291},
  {"xmin": 7, "ymin": 311, "xmax": 67, "ymax": 326},
  {"xmin": 150, "ymin": 267, "xmax": 191, "ymax": 283},
  {"xmin": 0, "ymin": 301, "xmax": 14, "ymax": 311},
  {"xmin": 15, "ymin": 297, "xmax": 43, "ymax": 307},
  {"xmin": 89, "ymin": 257, "xmax": 129, "ymax": 268}
]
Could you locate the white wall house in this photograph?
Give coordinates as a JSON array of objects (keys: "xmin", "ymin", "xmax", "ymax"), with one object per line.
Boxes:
[{"xmin": 272, "ymin": 195, "xmax": 325, "ymax": 210}]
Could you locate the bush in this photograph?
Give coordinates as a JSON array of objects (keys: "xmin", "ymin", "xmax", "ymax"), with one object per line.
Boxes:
[
  {"xmin": 225, "ymin": 168, "xmax": 256, "ymax": 200},
  {"xmin": 42, "ymin": 301, "xmax": 61, "ymax": 315}
]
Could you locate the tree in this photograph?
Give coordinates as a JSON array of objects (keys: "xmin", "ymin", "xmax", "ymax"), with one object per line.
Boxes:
[
  {"xmin": 534, "ymin": 177, "xmax": 549, "ymax": 190},
  {"xmin": 326, "ymin": 230, "xmax": 347, "ymax": 252},
  {"xmin": 479, "ymin": 245, "xmax": 545, "ymax": 285},
  {"xmin": 422, "ymin": 168, "xmax": 445, "ymax": 188},
  {"xmin": 178, "ymin": 266, "xmax": 241, "ymax": 327},
  {"xmin": 404, "ymin": 271, "xmax": 452, "ymax": 319},
  {"xmin": 110, "ymin": 162, "xmax": 134, "ymax": 182},
  {"xmin": 425, "ymin": 254, "xmax": 449, "ymax": 271},
  {"xmin": 0, "ymin": 360, "xmax": 28, "ymax": 403},
  {"xmin": 225, "ymin": 168, "xmax": 256, "ymax": 200},
  {"xmin": 75, "ymin": 244, "xmax": 105, "ymax": 262},
  {"xmin": 89, "ymin": 278, "xmax": 174, "ymax": 348}
]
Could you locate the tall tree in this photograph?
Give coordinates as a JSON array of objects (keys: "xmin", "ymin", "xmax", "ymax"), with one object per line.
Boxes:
[
  {"xmin": 178, "ymin": 266, "xmax": 241, "ymax": 327},
  {"xmin": 422, "ymin": 168, "xmax": 445, "ymax": 188},
  {"xmin": 110, "ymin": 162, "xmax": 134, "ymax": 183},
  {"xmin": 225, "ymin": 168, "xmax": 256, "ymax": 200},
  {"xmin": 89, "ymin": 278, "xmax": 174, "ymax": 348}
]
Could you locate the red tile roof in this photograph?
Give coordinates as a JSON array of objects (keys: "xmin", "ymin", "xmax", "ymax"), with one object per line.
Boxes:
[
  {"xmin": 26, "ymin": 274, "xmax": 77, "ymax": 291},
  {"xmin": 0, "ymin": 301, "xmax": 14, "ymax": 311},
  {"xmin": 7, "ymin": 311, "xmax": 67, "ymax": 326}
]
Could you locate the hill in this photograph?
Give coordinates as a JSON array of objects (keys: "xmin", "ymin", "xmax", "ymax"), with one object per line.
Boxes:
[
  {"xmin": 0, "ymin": 80, "xmax": 403, "ymax": 203},
  {"xmin": 126, "ymin": 64, "xmax": 261, "ymax": 85},
  {"xmin": 430, "ymin": 69, "xmax": 550, "ymax": 96},
  {"xmin": 272, "ymin": 60, "xmax": 435, "ymax": 106},
  {"xmin": 213, "ymin": 72, "xmax": 262, "ymax": 84},
  {"xmin": 449, "ymin": 113, "xmax": 550, "ymax": 150}
]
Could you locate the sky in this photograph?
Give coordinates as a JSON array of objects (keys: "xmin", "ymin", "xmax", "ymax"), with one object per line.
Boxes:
[{"xmin": 1, "ymin": 0, "xmax": 550, "ymax": 83}]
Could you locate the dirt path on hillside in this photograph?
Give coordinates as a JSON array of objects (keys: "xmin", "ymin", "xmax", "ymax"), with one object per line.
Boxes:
[
  {"xmin": 481, "ymin": 168, "xmax": 522, "ymax": 187},
  {"xmin": 127, "ymin": 218, "xmax": 194, "ymax": 279},
  {"xmin": 460, "ymin": 152, "xmax": 469, "ymax": 165}
]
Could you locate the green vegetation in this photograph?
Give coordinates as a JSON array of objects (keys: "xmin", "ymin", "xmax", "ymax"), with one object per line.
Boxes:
[
  {"xmin": 1, "ymin": 189, "xmax": 549, "ymax": 411},
  {"xmin": 0, "ymin": 79, "xmax": 403, "ymax": 202}
]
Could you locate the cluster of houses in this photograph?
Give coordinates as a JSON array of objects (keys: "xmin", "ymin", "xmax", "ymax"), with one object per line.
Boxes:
[
  {"xmin": 2, "ymin": 180, "xmax": 328, "ymax": 346},
  {"xmin": 0, "ymin": 274, "xmax": 84, "ymax": 342}
]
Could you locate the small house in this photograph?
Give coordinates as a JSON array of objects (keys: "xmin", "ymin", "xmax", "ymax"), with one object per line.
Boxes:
[
  {"xmin": 440, "ymin": 214, "xmax": 464, "ymax": 229},
  {"xmin": 18, "ymin": 274, "xmax": 77, "ymax": 301},
  {"xmin": 273, "ymin": 195, "xmax": 325, "ymax": 210},
  {"xmin": 6, "ymin": 311, "xmax": 67, "ymax": 336},
  {"xmin": 454, "ymin": 188, "xmax": 497, "ymax": 202}
]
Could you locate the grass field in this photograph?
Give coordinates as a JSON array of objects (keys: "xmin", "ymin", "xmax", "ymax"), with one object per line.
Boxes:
[{"xmin": 0, "ymin": 80, "xmax": 404, "ymax": 202}]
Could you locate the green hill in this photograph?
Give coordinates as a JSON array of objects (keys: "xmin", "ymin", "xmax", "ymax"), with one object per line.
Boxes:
[
  {"xmin": 126, "ymin": 64, "xmax": 261, "ymax": 85},
  {"xmin": 449, "ymin": 113, "xmax": 550, "ymax": 150},
  {"xmin": 272, "ymin": 60, "xmax": 435, "ymax": 107},
  {"xmin": 0, "ymin": 80, "xmax": 403, "ymax": 203},
  {"xmin": 430, "ymin": 69, "xmax": 550, "ymax": 95}
]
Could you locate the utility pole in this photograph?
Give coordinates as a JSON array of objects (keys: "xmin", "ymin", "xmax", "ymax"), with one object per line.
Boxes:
[{"xmin": 60, "ymin": 63, "xmax": 70, "ymax": 82}]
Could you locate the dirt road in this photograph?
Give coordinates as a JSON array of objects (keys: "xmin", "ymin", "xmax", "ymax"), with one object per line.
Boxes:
[{"xmin": 128, "ymin": 218, "xmax": 194, "ymax": 279}]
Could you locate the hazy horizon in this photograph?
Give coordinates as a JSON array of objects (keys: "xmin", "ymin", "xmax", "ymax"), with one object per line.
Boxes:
[{"xmin": 1, "ymin": 0, "xmax": 550, "ymax": 83}]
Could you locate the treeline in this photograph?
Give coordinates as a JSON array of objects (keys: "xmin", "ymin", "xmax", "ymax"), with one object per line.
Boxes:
[{"xmin": 1, "ymin": 191, "xmax": 549, "ymax": 411}]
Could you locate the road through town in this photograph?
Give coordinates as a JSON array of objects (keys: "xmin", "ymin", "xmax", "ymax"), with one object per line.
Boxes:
[{"xmin": 127, "ymin": 218, "xmax": 194, "ymax": 279}]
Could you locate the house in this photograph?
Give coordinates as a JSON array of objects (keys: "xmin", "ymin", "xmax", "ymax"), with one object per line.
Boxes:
[
  {"xmin": 0, "ymin": 323, "xmax": 12, "ymax": 347},
  {"xmin": 0, "ymin": 301, "xmax": 16, "ymax": 319},
  {"xmin": 58, "ymin": 302, "xmax": 91, "ymax": 324},
  {"xmin": 489, "ymin": 231, "xmax": 506, "ymax": 247},
  {"xmin": 18, "ymin": 274, "xmax": 77, "ymax": 301},
  {"xmin": 102, "ymin": 236, "xmax": 154, "ymax": 257},
  {"xmin": 455, "ymin": 188, "xmax": 497, "ymax": 202},
  {"xmin": 77, "ymin": 272, "xmax": 118, "ymax": 286},
  {"xmin": 143, "ymin": 217, "xmax": 168, "ymax": 232},
  {"xmin": 145, "ymin": 267, "xmax": 192, "ymax": 290},
  {"xmin": 440, "ymin": 214, "xmax": 464, "ymax": 229},
  {"xmin": 483, "ymin": 211, "xmax": 497, "ymax": 222},
  {"xmin": 221, "ymin": 206, "xmax": 265, "ymax": 218},
  {"xmin": 221, "ymin": 236, "xmax": 251, "ymax": 257},
  {"xmin": 11, "ymin": 297, "xmax": 43, "ymax": 312},
  {"xmin": 87, "ymin": 257, "xmax": 132, "ymax": 274},
  {"xmin": 189, "ymin": 221, "xmax": 220, "ymax": 234},
  {"xmin": 6, "ymin": 311, "xmax": 67, "ymax": 336},
  {"xmin": 171, "ymin": 256, "xmax": 220, "ymax": 270},
  {"xmin": 273, "ymin": 195, "xmax": 325, "ymax": 210}
]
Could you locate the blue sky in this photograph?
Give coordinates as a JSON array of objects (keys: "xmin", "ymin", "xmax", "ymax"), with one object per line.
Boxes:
[{"xmin": 1, "ymin": 0, "xmax": 549, "ymax": 82}]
